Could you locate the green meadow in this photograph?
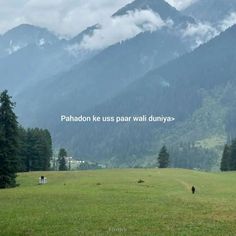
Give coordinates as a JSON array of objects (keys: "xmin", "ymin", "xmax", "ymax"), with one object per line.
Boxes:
[{"xmin": 0, "ymin": 169, "xmax": 235, "ymax": 236}]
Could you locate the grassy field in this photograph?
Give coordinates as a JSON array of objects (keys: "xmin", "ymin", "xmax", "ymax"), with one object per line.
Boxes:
[{"xmin": 0, "ymin": 169, "xmax": 236, "ymax": 236}]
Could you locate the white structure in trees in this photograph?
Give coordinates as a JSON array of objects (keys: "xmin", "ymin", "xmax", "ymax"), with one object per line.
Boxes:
[{"xmin": 39, "ymin": 176, "xmax": 47, "ymax": 184}]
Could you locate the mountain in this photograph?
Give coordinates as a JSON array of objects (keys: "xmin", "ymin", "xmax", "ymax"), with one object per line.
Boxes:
[
  {"xmin": 0, "ymin": 24, "xmax": 59, "ymax": 58},
  {"xmin": 7, "ymin": 1, "xmax": 235, "ymax": 170},
  {"xmin": 53, "ymin": 25, "xmax": 236, "ymax": 168},
  {"xmin": 114, "ymin": 0, "xmax": 194, "ymax": 25},
  {"xmin": 69, "ymin": 25, "xmax": 100, "ymax": 45},
  {"xmin": 16, "ymin": 0, "xmax": 195, "ymax": 126},
  {"xmin": 0, "ymin": 24, "xmax": 96, "ymax": 96},
  {"xmin": 183, "ymin": 0, "xmax": 236, "ymax": 24}
]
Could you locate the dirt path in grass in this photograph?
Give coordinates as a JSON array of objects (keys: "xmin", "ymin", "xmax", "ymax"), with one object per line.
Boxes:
[{"xmin": 176, "ymin": 179, "xmax": 192, "ymax": 191}]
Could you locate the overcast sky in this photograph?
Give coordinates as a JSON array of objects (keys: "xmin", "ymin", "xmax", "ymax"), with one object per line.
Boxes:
[{"xmin": 0, "ymin": 0, "xmax": 197, "ymax": 37}]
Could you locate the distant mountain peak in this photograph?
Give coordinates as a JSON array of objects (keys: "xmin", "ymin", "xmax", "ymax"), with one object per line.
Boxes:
[
  {"xmin": 11, "ymin": 23, "xmax": 39, "ymax": 29},
  {"xmin": 0, "ymin": 23, "xmax": 60, "ymax": 58},
  {"xmin": 113, "ymin": 0, "xmax": 178, "ymax": 18},
  {"xmin": 2, "ymin": 23, "xmax": 59, "ymax": 47},
  {"xmin": 70, "ymin": 24, "xmax": 100, "ymax": 44},
  {"xmin": 113, "ymin": 0, "xmax": 195, "ymax": 26},
  {"xmin": 4, "ymin": 24, "xmax": 48, "ymax": 35}
]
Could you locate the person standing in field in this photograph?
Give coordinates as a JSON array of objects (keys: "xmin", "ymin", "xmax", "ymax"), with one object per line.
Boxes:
[{"xmin": 191, "ymin": 186, "xmax": 196, "ymax": 194}]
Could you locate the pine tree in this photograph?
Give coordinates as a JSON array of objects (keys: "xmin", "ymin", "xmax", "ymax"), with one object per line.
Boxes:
[
  {"xmin": 58, "ymin": 148, "xmax": 67, "ymax": 171},
  {"xmin": 229, "ymin": 139, "xmax": 236, "ymax": 171},
  {"xmin": 25, "ymin": 128, "xmax": 52, "ymax": 171},
  {"xmin": 40, "ymin": 129, "xmax": 52, "ymax": 171},
  {"xmin": 158, "ymin": 145, "xmax": 169, "ymax": 168},
  {"xmin": 220, "ymin": 144, "xmax": 231, "ymax": 171},
  {"xmin": 0, "ymin": 90, "xmax": 19, "ymax": 188}
]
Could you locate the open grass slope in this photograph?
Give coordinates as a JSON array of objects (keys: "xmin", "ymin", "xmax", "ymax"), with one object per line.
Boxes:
[{"xmin": 0, "ymin": 169, "xmax": 235, "ymax": 236}]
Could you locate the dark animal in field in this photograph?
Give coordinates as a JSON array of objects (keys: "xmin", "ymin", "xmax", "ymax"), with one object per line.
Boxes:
[
  {"xmin": 191, "ymin": 186, "xmax": 196, "ymax": 194},
  {"xmin": 137, "ymin": 179, "xmax": 144, "ymax": 183}
]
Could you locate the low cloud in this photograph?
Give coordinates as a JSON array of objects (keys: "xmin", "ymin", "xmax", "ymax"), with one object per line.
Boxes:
[
  {"xmin": 219, "ymin": 12, "xmax": 236, "ymax": 31},
  {"xmin": 182, "ymin": 22, "xmax": 219, "ymax": 48},
  {"xmin": 24, "ymin": 0, "xmax": 135, "ymax": 38},
  {"xmin": 182, "ymin": 10, "xmax": 236, "ymax": 49},
  {"xmin": 0, "ymin": 1, "xmax": 199, "ymax": 37},
  {"xmin": 0, "ymin": 0, "xmax": 133, "ymax": 37},
  {"xmin": 79, "ymin": 9, "xmax": 167, "ymax": 50}
]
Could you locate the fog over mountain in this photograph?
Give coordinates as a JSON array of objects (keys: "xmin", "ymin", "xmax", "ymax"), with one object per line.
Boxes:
[
  {"xmin": 1, "ymin": 0, "xmax": 236, "ymax": 169},
  {"xmin": 182, "ymin": 0, "xmax": 236, "ymax": 47},
  {"xmin": 183, "ymin": 0, "xmax": 236, "ymax": 24},
  {"xmin": 15, "ymin": 0, "xmax": 195, "ymax": 125},
  {"xmin": 0, "ymin": 0, "xmax": 197, "ymax": 37},
  {"xmin": 0, "ymin": 24, "xmax": 99, "ymax": 96},
  {"xmin": 43, "ymin": 24, "xmax": 236, "ymax": 168}
]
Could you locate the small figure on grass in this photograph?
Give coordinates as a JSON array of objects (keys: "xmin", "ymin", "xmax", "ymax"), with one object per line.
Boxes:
[{"xmin": 191, "ymin": 186, "xmax": 196, "ymax": 194}]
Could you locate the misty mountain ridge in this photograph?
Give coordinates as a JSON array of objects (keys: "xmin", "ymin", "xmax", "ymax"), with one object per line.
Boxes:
[
  {"xmin": 0, "ymin": 23, "xmax": 99, "ymax": 96},
  {"xmin": 0, "ymin": 24, "xmax": 60, "ymax": 58},
  {"xmin": 0, "ymin": 0, "xmax": 186, "ymax": 96},
  {"xmin": 183, "ymin": 0, "xmax": 236, "ymax": 24},
  {"xmin": 113, "ymin": 0, "xmax": 195, "ymax": 26},
  {"xmin": 1, "ymin": 1, "xmax": 236, "ymax": 169},
  {"xmin": 15, "ymin": 0, "xmax": 196, "ymax": 127},
  {"xmin": 50, "ymin": 24, "xmax": 236, "ymax": 168}
]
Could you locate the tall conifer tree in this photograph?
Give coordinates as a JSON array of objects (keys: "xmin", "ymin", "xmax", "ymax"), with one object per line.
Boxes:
[
  {"xmin": 58, "ymin": 148, "xmax": 67, "ymax": 171},
  {"xmin": 229, "ymin": 139, "xmax": 236, "ymax": 171},
  {"xmin": 220, "ymin": 144, "xmax": 231, "ymax": 171},
  {"xmin": 158, "ymin": 146, "xmax": 169, "ymax": 168},
  {"xmin": 0, "ymin": 90, "xmax": 18, "ymax": 188}
]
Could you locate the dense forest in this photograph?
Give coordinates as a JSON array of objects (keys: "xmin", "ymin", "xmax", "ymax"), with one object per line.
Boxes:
[
  {"xmin": 220, "ymin": 140, "xmax": 236, "ymax": 171},
  {"xmin": 17, "ymin": 127, "xmax": 52, "ymax": 172},
  {"xmin": 0, "ymin": 90, "xmax": 52, "ymax": 188}
]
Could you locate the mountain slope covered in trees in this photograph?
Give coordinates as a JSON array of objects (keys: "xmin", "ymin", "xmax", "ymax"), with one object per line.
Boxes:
[
  {"xmin": 53, "ymin": 25, "xmax": 236, "ymax": 168},
  {"xmin": 2, "ymin": 1, "xmax": 236, "ymax": 169},
  {"xmin": 0, "ymin": 24, "xmax": 97, "ymax": 96},
  {"xmin": 16, "ymin": 0, "xmax": 195, "ymax": 127}
]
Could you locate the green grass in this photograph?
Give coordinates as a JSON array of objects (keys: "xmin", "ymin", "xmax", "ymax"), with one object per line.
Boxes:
[{"xmin": 0, "ymin": 169, "xmax": 236, "ymax": 236}]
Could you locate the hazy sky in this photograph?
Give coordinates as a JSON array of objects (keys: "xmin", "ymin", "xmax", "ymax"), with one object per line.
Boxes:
[{"xmin": 0, "ymin": 0, "xmax": 197, "ymax": 37}]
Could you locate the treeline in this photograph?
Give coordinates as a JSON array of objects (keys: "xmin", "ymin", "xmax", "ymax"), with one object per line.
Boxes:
[
  {"xmin": 79, "ymin": 161, "xmax": 102, "ymax": 170},
  {"xmin": 0, "ymin": 90, "xmax": 52, "ymax": 188},
  {"xmin": 156, "ymin": 143, "xmax": 217, "ymax": 170},
  {"xmin": 18, "ymin": 127, "xmax": 52, "ymax": 172},
  {"xmin": 220, "ymin": 140, "xmax": 236, "ymax": 171},
  {"xmin": 169, "ymin": 143, "xmax": 217, "ymax": 170}
]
